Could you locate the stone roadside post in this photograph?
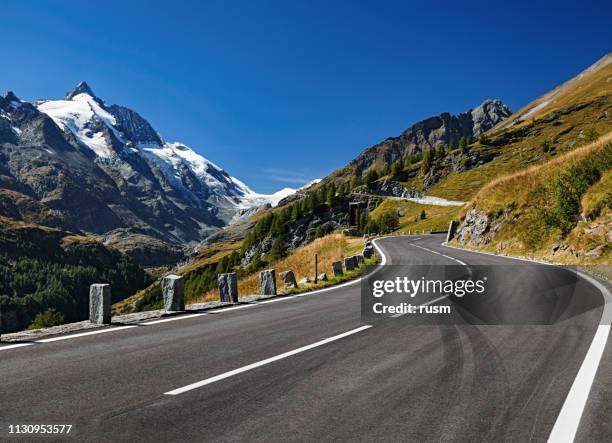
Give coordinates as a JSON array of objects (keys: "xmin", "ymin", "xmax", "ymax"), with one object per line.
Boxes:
[
  {"xmin": 89, "ymin": 283, "xmax": 111, "ymax": 325},
  {"xmin": 218, "ymin": 272, "xmax": 238, "ymax": 303},
  {"xmin": 332, "ymin": 261, "xmax": 343, "ymax": 277},
  {"xmin": 163, "ymin": 274, "xmax": 185, "ymax": 312},
  {"xmin": 259, "ymin": 269, "xmax": 277, "ymax": 295},
  {"xmin": 446, "ymin": 220, "xmax": 458, "ymax": 242}
]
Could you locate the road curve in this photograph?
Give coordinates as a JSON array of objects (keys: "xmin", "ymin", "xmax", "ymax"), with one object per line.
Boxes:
[{"xmin": 0, "ymin": 235, "xmax": 609, "ymax": 442}]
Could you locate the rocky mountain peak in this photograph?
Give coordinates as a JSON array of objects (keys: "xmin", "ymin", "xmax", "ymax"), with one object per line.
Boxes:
[
  {"xmin": 4, "ymin": 91, "xmax": 22, "ymax": 103},
  {"xmin": 470, "ymin": 99, "xmax": 512, "ymax": 136},
  {"xmin": 64, "ymin": 81, "xmax": 96, "ymax": 100}
]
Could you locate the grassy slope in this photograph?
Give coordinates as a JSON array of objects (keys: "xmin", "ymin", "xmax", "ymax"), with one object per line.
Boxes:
[
  {"xmin": 454, "ymin": 133, "xmax": 612, "ymax": 265},
  {"xmin": 114, "ymin": 232, "xmax": 372, "ymax": 312},
  {"xmin": 191, "ymin": 233, "xmax": 371, "ymax": 303},
  {"xmin": 116, "ymin": 55, "xmax": 612, "ymax": 313}
]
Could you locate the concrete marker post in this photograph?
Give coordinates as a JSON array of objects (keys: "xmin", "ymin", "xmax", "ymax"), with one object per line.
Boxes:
[
  {"xmin": 218, "ymin": 272, "xmax": 238, "ymax": 303},
  {"xmin": 89, "ymin": 284, "xmax": 111, "ymax": 325},
  {"xmin": 259, "ymin": 269, "xmax": 277, "ymax": 295},
  {"xmin": 163, "ymin": 275, "xmax": 185, "ymax": 312}
]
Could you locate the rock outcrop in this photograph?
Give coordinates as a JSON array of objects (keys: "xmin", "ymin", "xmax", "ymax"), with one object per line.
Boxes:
[{"xmin": 329, "ymin": 99, "xmax": 511, "ymax": 179}]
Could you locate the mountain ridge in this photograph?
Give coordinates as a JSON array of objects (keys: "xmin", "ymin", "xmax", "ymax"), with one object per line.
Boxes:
[
  {"xmin": 329, "ymin": 98, "xmax": 512, "ymax": 180},
  {"xmin": 0, "ymin": 83, "xmax": 297, "ymax": 260}
]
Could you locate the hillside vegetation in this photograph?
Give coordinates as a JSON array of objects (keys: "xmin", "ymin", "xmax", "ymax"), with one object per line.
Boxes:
[
  {"xmin": 0, "ymin": 217, "xmax": 151, "ymax": 332},
  {"xmin": 115, "ymin": 54, "xmax": 612, "ymax": 315},
  {"xmin": 453, "ymin": 133, "xmax": 612, "ymax": 264},
  {"xmin": 114, "ymin": 232, "xmax": 372, "ymax": 313},
  {"xmin": 193, "ymin": 233, "xmax": 372, "ymax": 303}
]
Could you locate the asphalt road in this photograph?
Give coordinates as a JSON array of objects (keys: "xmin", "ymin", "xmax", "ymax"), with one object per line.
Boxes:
[{"xmin": 1, "ymin": 235, "xmax": 610, "ymax": 442}]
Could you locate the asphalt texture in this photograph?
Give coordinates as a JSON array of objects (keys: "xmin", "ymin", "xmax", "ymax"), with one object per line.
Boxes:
[{"xmin": 0, "ymin": 235, "xmax": 609, "ymax": 442}]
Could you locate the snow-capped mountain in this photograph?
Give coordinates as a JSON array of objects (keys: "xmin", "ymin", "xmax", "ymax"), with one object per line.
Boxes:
[
  {"xmin": 37, "ymin": 82, "xmax": 292, "ymax": 216},
  {"xmin": 0, "ymin": 82, "xmax": 299, "ymax": 249}
]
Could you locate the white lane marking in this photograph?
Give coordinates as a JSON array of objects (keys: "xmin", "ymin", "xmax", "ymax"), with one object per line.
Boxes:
[
  {"xmin": 441, "ymin": 238, "xmax": 612, "ymax": 442},
  {"xmin": 164, "ymin": 325, "xmax": 373, "ymax": 395},
  {"xmin": 0, "ymin": 343, "xmax": 34, "ymax": 350},
  {"xmin": 143, "ymin": 313, "xmax": 207, "ymax": 325},
  {"xmin": 0, "ymin": 241, "xmax": 390, "ymax": 352},
  {"xmin": 547, "ymin": 272, "xmax": 612, "ymax": 443},
  {"xmin": 412, "ymin": 243, "xmax": 466, "ymax": 266},
  {"xmin": 0, "ymin": 315, "xmax": 208, "ymax": 351},
  {"xmin": 391, "ymin": 294, "xmax": 450, "ymax": 318},
  {"xmin": 36, "ymin": 325, "xmax": 140, "ymax": 343}
]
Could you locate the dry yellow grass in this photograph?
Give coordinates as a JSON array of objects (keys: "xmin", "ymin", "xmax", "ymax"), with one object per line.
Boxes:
[
  {"xmin": 192, "ymin": 233, "xmax": 364, "ymax": 303},
  {"xmin": 464, "ymin": 131, "xmax": 612, "ymax": 216}
]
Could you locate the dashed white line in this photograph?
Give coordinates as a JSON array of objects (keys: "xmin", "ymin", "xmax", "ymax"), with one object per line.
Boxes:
[
  {"xmin": 164, "ymin": 325, "xmax": 373, "ymax": 395},
  {"xmin": 412, "ymin": 243, "xmax": 466, "ymax": 266}
]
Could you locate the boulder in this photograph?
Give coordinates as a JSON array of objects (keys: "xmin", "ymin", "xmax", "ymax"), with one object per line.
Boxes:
[
  {"xmin": 218, "ymin": 272, "xmax": 238, "ymax": 303},
  {"xmin": 259, "ymin": 269, "xmax": 277, "ymax": 295},
  {"xmin": 280, "ymin": 270, "xmax": 298, "ymax": 289},
  {"xmin": 298, "ymin": 277, "xmax": 311, "ymax": 285},
  {"xmin": 318, "ymin": 273, "xmax": 328, "ymax": 282},
  {"xmin": 332, "ymin": 261, "xmax": 343, "ymax": 276},
  {"xmin": 163, "ymin": 274, "xmax": 185, "ymax": 311}
]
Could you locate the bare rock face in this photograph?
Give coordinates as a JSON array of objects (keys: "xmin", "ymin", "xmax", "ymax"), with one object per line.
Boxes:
[
  {"xmin": 218, "ymin": 272, "xmax": 238, "ymax": 303},
  {"xmin": 455, "ymin": 209, "xmax": 495, "ymax": 247},
  {"xmin": 329, "ymin": 99, "xmax": 512, "ymax": 178},
  {"xmin": 470, "ymin": 99, "xmax": 512, "ymax": 136},
  {"xmin": 259, "ymin": 269, "xmax": 277, "ymax": 295},
  {"xmin": 280, "ymin": 270, "xmax": 298, "ymax": 289}
]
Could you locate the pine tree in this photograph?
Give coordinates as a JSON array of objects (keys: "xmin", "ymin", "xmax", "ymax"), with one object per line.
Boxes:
[
  {"xmin": 365, "ymin": 169, "xmax": 379, "ymax": 186},
  {"xmin": 459, "ymin": 136, "xmax": 469, "ymax": 154},
  {"xmin": 268, "ymin": 237, "xmax": 286, "ymax": 262},
  {"xmin": 325, "ymin": 182, "xmax": 336, "ymax": 206},
  {"xmin": 421, "ymin": 150, "xmax": 433, "ymax": 174},
  {"xmin": 391, "ymin": 161, "xmax": 402, "ymax": 176},
  {"xmin": 290, "ymin": 203, "xmax": 300, "ymax": 221}
]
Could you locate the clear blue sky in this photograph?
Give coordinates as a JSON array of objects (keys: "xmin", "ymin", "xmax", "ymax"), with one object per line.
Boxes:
[{"xmin": 1, "ymin": 1, "xmax": 610, "ymax": 192}]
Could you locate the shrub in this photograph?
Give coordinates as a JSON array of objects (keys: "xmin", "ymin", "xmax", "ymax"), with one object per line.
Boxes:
[
  {"xmin": 364, "ymin": 219, "xmax": 380, "ymax": 234},
  {"xmin": 540, "ymin": 147, "xmax": 611, "ymax": 234},
  {"xmin": 28, "ymin": 308, "xmax": 65, "ymax": 330},
  {"xmin": 378, "ymin": 210, "xmax": 400, "ymax": 233}
]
